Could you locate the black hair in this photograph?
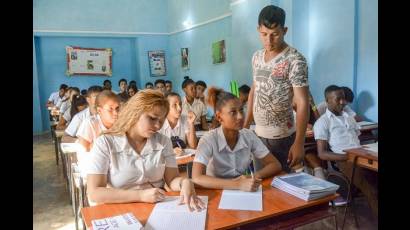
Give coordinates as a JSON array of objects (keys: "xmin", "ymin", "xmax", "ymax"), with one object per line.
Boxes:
[
  {"xmin": 258, "ymin": 5, "xmax": 286, "ymax": 29},
  {"xmin": 165, "ymin": 91, "xmax": 180, "ymax": 99},
  {"xmin": 195, "ymin": 80, "xmax": 207, "ymax": 89},
  {"xmin": 182, "ymin": 76, "xmax": 195, "ymax": 89},
  {"xmin": 59, "ymin": 84, "xmax": 68, "ymax": 90},
  {"xmin": 324, "ymin": 85, "xmax": 341, "ymax": 98},
  {"xmin": 103, "ymin": 79, "xmax": 111, "ymax": 85},
  {"xmin": 81, "ymin": 89, "xmax": 87, "ymax": 95},
  {"xmin": 118, "ymin": 78, "xmax": 127, "ymax": 86},
  {"xmin": 207, "ymin": 87, "xmax": 238, "ymax": 112},
  {"xmin": 341, "ymin": 86, "xmax": 354, "ymax": 103},
  {"xmin": 128, "ymin": 84, "xmax": 138, "ymax": 94},
  {"xmin": 129, "ymin": 80, "xmax": 137, "ymax": 86},
  {"xmin": 70, "ymin": 95, "xmax": 88, "ymax": 118},
  {"xmin": 154, "ymin": 79, "xmax": 165, "ymax": 86},
  {"xmin": 145, "ymin": 82, "xmax": 153, "ymax": 87},
  {"xmin": 238, "ymin": 84, "xmax": 251, "ymax": 94},
  {"xmin": 165, "ymin": 80, "xmax": 172, "ymax": 84},
  {"xmin": 87, "ymin": 85, "xmax": 103, "ymax": 97}
]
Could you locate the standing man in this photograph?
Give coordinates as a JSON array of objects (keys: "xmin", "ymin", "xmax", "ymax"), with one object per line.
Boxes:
[{"xmin": 244, "ymin": 5, "xmax": 309, "ymax": 172}]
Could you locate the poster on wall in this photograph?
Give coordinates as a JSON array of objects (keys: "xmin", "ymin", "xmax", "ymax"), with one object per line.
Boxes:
[
  {"xmin": 181, "ymin": 48, "xmax": 189, "ymax": 70},
  {"xmin": 148, "ymin": 50, "xmax": 166, "ymax": 77},
  {"xmin": 212, "ymin": 40, "xmax": 226, "ymax": 64},
  {"xmin": 66, "ymin": 46, "xmax": 112, "ymax": 76}
]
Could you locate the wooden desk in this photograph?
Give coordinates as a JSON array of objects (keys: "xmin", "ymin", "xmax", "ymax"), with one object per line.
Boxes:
[
  {"xmin": 342, "ymin": 146, "xmax": 378, "ymax": 229},
  {"xmin": 82, "ymin": 177, "xmax": 338, "ymax": 230},
  {"xmin": 345, "ymin": 147, "xmax": 378, "ymax": 172}
]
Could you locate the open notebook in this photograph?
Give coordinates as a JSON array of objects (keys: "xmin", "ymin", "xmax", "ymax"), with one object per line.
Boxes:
[{"xmin": 145, "ymin": 196, "xmax": 208, "ymax": 230}]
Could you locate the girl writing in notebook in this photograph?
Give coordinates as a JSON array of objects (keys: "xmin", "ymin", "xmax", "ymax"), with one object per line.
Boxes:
[
  {"xmin": 191, "ymin": 87, "xmax": 282, "ymax": 192},
  {"xmin": 86, "ymin": 89, "xmax": 204, "ymax": 211},
  {"xmin": 159, "ymin": 92, "xmax": 197, "ymax": 156}
]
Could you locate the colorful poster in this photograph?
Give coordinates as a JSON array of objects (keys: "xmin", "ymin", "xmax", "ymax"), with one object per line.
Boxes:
[
  {"xmin": 181, "ymin": 48, "xmax": 189, "ymax": 70},
  {"xmin": 148, "ymin": 50, "xmax": 167, "ymax": 77},
  {"xmin": 212, "ymin": 40, "xmax": 226, "ymax": 64}
]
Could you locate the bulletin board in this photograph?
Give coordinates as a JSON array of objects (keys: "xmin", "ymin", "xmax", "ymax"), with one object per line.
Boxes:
[{"xmin": 66, "ymin": 46, "xmax": 112, "ymax": 76}]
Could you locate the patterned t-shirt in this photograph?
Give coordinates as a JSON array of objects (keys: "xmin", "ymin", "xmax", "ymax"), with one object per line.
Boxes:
[{"xmin": 252, "ymin": 46, "xmax": 308, "ymax": 139}]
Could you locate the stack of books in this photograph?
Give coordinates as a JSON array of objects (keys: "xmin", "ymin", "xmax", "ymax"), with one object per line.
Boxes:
[{"xmin": 271, "ymin": 172, "xmax": 339, "ymax": 201}]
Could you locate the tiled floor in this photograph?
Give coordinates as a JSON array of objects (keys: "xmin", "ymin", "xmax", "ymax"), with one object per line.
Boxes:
[{"xmin": 33, "ymin": 133, "xmax": 378, "ymax": 230}]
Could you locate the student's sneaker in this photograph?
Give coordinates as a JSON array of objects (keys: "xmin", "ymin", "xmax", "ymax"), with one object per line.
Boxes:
[{"xmin": 329, "ymin": 196, "xmax": 348, "ymax": 206}]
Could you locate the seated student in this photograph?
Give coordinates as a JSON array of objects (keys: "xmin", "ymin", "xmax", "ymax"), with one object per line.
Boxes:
[
  {"xmin": 154, "ymin": 79, "xmax": 166, "ymax": 94},
  {"xmin": 59, "ymin": 87, "xmax": 80, "ymax": 119},
  {"xmin": 165, "ymin": 80, "xmax": 173, "ymax": 93},
  {"xmin": 128, "ymin": 84, "xmax": 138, "ymax": 98},
  {"xmin": 102, "ymin": 80, "xmax": 112, "ymax": 91},
  {"xmin": 77, "ymin": 90, "xmax": 121, "ymax": 152},
  {"xmin": 238, "ymin": 84, "xmax": 251, "ymax": 116},
  {"xmin": 195, "ymin": 80, "xmax": 207, "ymax": 104},
  {"xmin": 159, "ymin": 92, "xmax": 197, "ymax": 156},
  {"xmin": 117, "ymin": 78, "xmax": 129, "ymax": 102},
  {"xmin": 81, "ymin": 89, "xmax": 88, "ymax": 96},
  {"xmin": 129, "ymin": 80, "xmax": 137, "ymax": 87},
  {"xmin": 145, "ymin": 82, "xmax": 153, "ymax": 89},
  {"xmin": 191, "ymin": 87, "xmax": 282, "ymax": 191},
  {"xmin": 55, "ymin": 87, "xmax": 71, "ymax": 109},
  {"xmin": 65, "ymin": 86, "xmax": 103, "ymax": 137},
  {"xmin": 313, "ymin": 86, "xmax": 377, "ymax": 215},
  {"xmin": 181, "ymin": 77, "xmax": 209, "ymax": 131},
  {"xmin": 86, "ymin": 89, "xmax": 204, "ymax": 211},
  {"xmin": 46, "ymin": 84, "xmax": 68, "ymax": 108},
  {"xmin": 57, "ymin": 95, "xmax": 88, "ymax": 130},
  {"xmin": 317, "ymin": 85, "xmax": 361, "ymax": 122}
]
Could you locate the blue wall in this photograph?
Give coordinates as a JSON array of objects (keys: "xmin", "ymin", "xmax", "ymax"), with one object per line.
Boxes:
[
  {"xmin": 33, "ymin": 37, "xmax": 43, "ymax": 134},
  {"xmin": 356, "ymin": 0, "xmax": 378, "ymax": 122},
  {"xmin": 34, "ymin": 0, "xmax": 169, "ymax": 33}
]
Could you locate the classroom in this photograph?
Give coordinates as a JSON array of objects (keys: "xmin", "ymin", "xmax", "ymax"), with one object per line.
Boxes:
[{"xmin": 33, "ymin": 0, "xmax": 378, "ymax": 229}]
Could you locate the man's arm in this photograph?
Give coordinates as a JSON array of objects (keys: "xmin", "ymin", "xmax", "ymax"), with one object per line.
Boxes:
[
  {"xmin": 288, "ymin": 86, "xmax": 309, "ymax": 166},
  {"xmin": 316, "ymin": 140, "xmax": 348, "ymax": 161},
  {"xmin": 243, "ymin": 83, "xmax": 255, "ymax": 129}
]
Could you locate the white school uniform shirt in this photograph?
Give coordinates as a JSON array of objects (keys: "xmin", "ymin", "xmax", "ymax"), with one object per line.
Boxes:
[
  {"xmin": 313, "ymin": 108, "xmax": 361, "ymax": 154},
  {"xmin": 181, "ymin": 97, "xmax": 207, "ymax": 125},
  {"xmin": 62, "ymin": 108, "xmax": 72, "ymax": 123},
  {"xmin": 48, "ymin": 91, "xmax": 64, "ymax": 107},
  {"xmin": 59, "ymin": 100, "xmax": 71, "ymax": 116},
  {"xmin": 317, "ymin": 101, "xmax": 356, "ymax": 117},
  {"xmin": 65, "ymin": 107, "xmax": 93, "ymax": 137},
  {"xmin": 86, "ymin": 132, "xmax": 177, "ymax": 190},
  {"xmin": 159, "ymin": 115, "xmax": 190, "ymax": 143},
  {"xmin": 194, "ymin": 126, "xmax": 270, "ymax": 178},
  {"xmin": 77, "ymin": 114, "xmax": 107, "ymax": 144}
]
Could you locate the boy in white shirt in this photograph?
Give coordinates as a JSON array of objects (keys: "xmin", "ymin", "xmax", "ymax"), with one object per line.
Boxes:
[
  {"xmin": 64, "ymin": 86, "xmax": 103, "ymax": 137},
  {"xmin": 313, "ymin": 85, "xmax": 377, "ymax": 216},
  {"xmin": 181, "ymin": 77, "xmax": 209, "ymax": 131},
  {"xmin": 46, "ymin": 84, "xmax": 68, "ymax": 108}
]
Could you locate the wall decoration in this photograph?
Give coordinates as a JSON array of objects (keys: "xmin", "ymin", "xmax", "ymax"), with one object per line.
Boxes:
[
  {"xmin": 181, "ymin": 48, "xmax": 189, "ymax": 70},
  {"xmin": 148, "ymin": 50, "xmax": 166, "ymax": 77},
  {"xmin": 66, "ymin": 46, "xmax": 112, "ymax": 76},
  {"xmin": 212, "ymin": 40, "xmax": 226, "ymax": 64}
]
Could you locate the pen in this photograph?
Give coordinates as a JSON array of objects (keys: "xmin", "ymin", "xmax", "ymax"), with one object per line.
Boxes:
[{"xmin": 148, "ymin": 181, "xmax": 155, "ymax": 188}]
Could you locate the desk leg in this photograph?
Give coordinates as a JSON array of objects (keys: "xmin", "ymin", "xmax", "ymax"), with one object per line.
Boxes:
[{"xmin": 341, "ymin": 157, "xmax": 360, "ymax": 229}]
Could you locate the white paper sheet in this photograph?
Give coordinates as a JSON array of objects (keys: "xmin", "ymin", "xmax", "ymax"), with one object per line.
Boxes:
[
  {"xmin": 91, "ymin": 212, "xmax": 143, "ymax": 230},
  {"xmin": 357, "ymin": 121, "xmax": 377, "ymax": 126},
  {"xmin": 363, "ymin": 142, "xmax": 378, "ymax": 153},
  {"xmin": 144, "ymin": 196, "xmax": 208, "ymax": 230},
  {"xmin": 218, "ymin": 185, "xmax": 262, "ymax": 211}
]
